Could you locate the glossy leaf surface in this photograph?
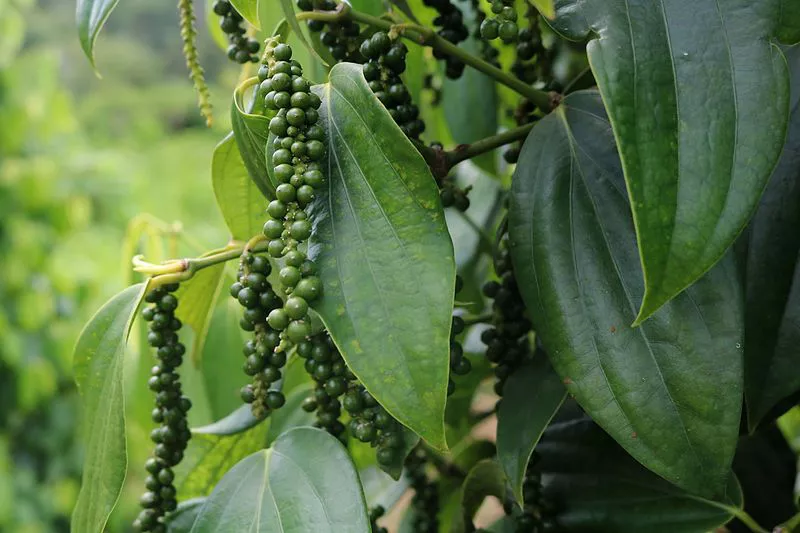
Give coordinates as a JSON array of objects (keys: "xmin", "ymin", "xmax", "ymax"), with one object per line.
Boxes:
[
  {"xmin": 509, "ymin": 91, "xmax": 743, "ymax": 497},
  {"xmin": 72, "ymin": 283, "xmax": 147, "ymax": 533},
  {"xmin": 231, "ymin": 79, "xmax": 275, "ymax": 200},
  {"xmin": 308, "ymin": 63, "xmax": 455, "ymax": 450},
  {"xmin": 536, "ymin": 417, "xmax": 742, "ymax": 532},
  {"xmin": 212, "ymin": 133, "xmax": 267, "ymax": 241},
  {"xmin": 497, "ymin": 353, "xmax": 566, "ymax": 503},
  {"xmin": 76, "ymin": 0, "xmax": 120, "ymax": 66},
  {"xmin": 551, "ymin": 0, "xmax": 793, "ymax": 321},
  {"xmin": 229, "ymin": 0, "xmax": 260, "ymax": 29},
  {"xmin": 743, "ymin": 46, "xmax": 800, "ymax": 430},
  {"xmin": 189, "ymin": 427, "xmax": 370, "ymax": 532}
]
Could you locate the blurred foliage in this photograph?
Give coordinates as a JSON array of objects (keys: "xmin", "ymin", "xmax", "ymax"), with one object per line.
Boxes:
[{"xmin": 0, "ymin": 0, "xmax": 242, "ymax": 530}]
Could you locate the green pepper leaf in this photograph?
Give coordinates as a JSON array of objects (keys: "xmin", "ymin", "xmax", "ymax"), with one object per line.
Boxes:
[
  {"xmin": 175, "ymin": 405, "xmax": 269, "ymax": 500},
  {"xmin": 76, "ymin": 0, "xmax": 121, "ymax": 67},
  {"xmin": 496, "ymin": 352, "xmax": 566, "ymax": 504},
  {"xmin": 232, "ymin": 78, "xmax": 275, "ymax": 200},
  {"xmin": 71, "ymin": 282, "xmax": 148, "ymax": 533},
  {"xmin": 189, "ymin": 427, "xmax": 370, "ymax": 532},
  {"xmin": 309, "ymin": 63, "xmax": 455, "ymax": 451},
  {"xmin": 551, "ymin": 0, "xmax": 793, "ymax": 322},
  {"xmin": 742, "ymin": 46, "xmax": 800, "ymax": 430},
  {"xmin": 230, "ymin": 0, "xmax": 260, "ymax": 30},
  {"xmin": 536, "ymin": 416, "xmax": 743, "ymax": 532},
  {"xmin": 509, "ymin": 91, "xmax": 743, "ymax": 498},
  {"xmin": 213, "ymin": 133, "xmax": 268, "ymax": 241}
]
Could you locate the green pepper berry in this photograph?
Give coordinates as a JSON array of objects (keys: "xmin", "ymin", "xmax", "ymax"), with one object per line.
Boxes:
[
  {"xmin": 274, "ymin": 163, "xmax": 294, "ymax": 183},
  {"xmin": 285, "ymin": 296, "xmax": 309, "ymax": 319},
  {"xmin": 306, "ymin": 140, "xmax": 325, "ymax": 160},
  {"xmin": 290, "ymin": 220, "xmax": 312, "ymax": 240},
  {"xmin": 290, "ymin": 91, "xmax": 311, "ymax": 109},
  {"xmin": 273, "ymin": 148, "xmax": 292, "ymax": 165},
  {"xmin": 292, "ymin": 77, "xmax": 310, "ymax": 93},
  {"xmin": 273, "ymin": 43, "xmax": 292, "ymax": 61},
  {"xmin": 296, "ymin": 184, "xmax": 316, "ymax": 206},
  {"xmin": 286, "ymin": 107, "xmax": 306, "ymax": 126},
  {"xmin": 294, "ymin": 276, "xmax": 322, "ymax": 301},
  {"xmin": 499, "ymin": 21, "xmax": 518, "ymax": 43},
  {"xmin": 279, "ymin": 266, "xmax": 301, "ymax": 287},
  {"xmin": 267, "ymin": 308, "xmax": 290, "ymax": 330},
  {"xmin": 237, "ymin": 287, "xmax": 258, "ymax": 308},
  {"xmin": 269, "ymin": 116, "xmax": 288, "ymax": 136},
  {"xmin": 480, "ymin": 18, "xmax": 499, "ymax": 40},
  {"xmin": 268, "ymin": 239, "xmax": 285, "ymax": 257},
  {"xmin": 275, "ymin": 183, "xmax": 297, "ymax": 203},
  {"xmin": 270, "ymin": 72, "xmax": 291, "ymax": 91},
  {"xmin": 267, "ymin": 200, "xmax": 287, "ymax": 218},
  {"xmin": 287, "ymin": 319, "xmax": 311, "ymax": 342}
]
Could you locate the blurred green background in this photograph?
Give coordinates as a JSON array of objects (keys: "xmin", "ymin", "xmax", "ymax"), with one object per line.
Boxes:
[{"xmin": 0, "ymin": 0, "xmax": 272, "ymax": 530}]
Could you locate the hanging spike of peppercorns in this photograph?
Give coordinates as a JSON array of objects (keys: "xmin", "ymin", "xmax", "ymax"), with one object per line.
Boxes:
[
  {"xmin": 212, "ymin": 0, "xmax": 260, "ymax": 63},
  {"xmin": 361, "ymin": 32, "xmax": 427, "ymax": 140},
  {"xmin": 406, "ymin": 447, "xmax": 440, "ymax": 533},
  {"xmin": 230, "ymin": 252, "xmax": 286, "ymax": 419},
  {"xmin": 297, "ymin": 332, "xmax": 350, "ymax": 442},
  {"xmin": 134, "ymin": 284, "xmax": 192, "ymax": 533},
  {"xmin": 480, "ymin": 231, "xmax": 533, "ymax": 396},
  {"xmin": 448, "ymin": 275, "xmax": 471, "ymax": 396}
]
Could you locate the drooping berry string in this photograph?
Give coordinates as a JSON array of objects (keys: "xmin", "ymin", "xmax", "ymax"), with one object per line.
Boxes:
[
  {"xmin": 298, "ymin": 333, "xmax": 349, "ymax": 442},
  {"xmin": 134, "ymin": 284, "xmax": 192, "ymax": 533},
  {"xmin": 448, "ymin": 276, "xmax": 471, "ymax": 396},
  {"xmin": 230, "ymin": 253, "xmax": 286, "ymax": 419},
  {"xmin": 212, "ymin": 0, "xmax": 260, "ymax": 63},
  {"xmin": 406, "ymin": 448, "xmax": 440, "ymax": 533},
  {"xmin": 480, "ymin": 230, "xmax": 533, "ymax": 396}
]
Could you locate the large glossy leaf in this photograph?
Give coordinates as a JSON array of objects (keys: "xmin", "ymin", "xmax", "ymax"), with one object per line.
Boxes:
[
  {"xmin": 212, "ymin": 133, "xmax": 267, "ymax": 241},
  {"xmin": 743, "ymin": 46, "xmax": 800, "ymax": 430},
  {"xmin": 175, "ymin": 406, "xmax": 268, "ymax": 500},
  {"xmin": 496, "ymin": 353, "xmax": 566, "ymax": 504},
  {"xmin": 71, "ymin": 283, "xmax": 147, "ymax": 533},
  {"xmin": 189, "ymin": 427, "xmax": 370, "ymax": 532},
  {"xmin": 508, "ymin": 91, "xmax": 744, "ymax": 498},
  {"xmin": 76, "ymin": 0, "xmax": 120, "ymax": 67},
  {"xmin": 537, "ymin": 417, "xmax": 742, "ymax": 532},
  {"xmin": 229, "ymin": 0, "xmax": 260, "ymax": 29},
  {"xmin": 308, "ymin": 63, "xmax": 455, "ymax": 450},
  {"xmin": 551, "ymin": 0, "xmax": 793, "ymax": 322},
  {"xmin": 231, "ymin": 79, "xmax": 275, "ymax": 200},
  {"xmin": 167, "ymin": 498, "xmax": 206, "ymax": 533}
]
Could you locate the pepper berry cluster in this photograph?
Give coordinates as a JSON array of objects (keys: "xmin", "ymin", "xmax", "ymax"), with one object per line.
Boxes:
[
  {"xmin": 423, "ymin": 0, "xmax": 469, "ymax": 78},
  {"xmin": 299, "ymin": 333, "xmax": 350, "ymax": 442},
  {"xmin": 361, "ymin": 32, "xmax": 426, "ymax": 140},
  {"xmin": 479, "ymin": 0, "xmax": 520, "ymax": 43},
  {"xmin": 502, "ymin": 454, "xmax": 561, "ymax": 532},
  {"xmin": 134, "ymin": 284, "xmax": 192, "ymax": 532},
  {"xmin": 230, "ymin": 253, "xmax": 286, "ymax": 419},
  {"xmin": 260, "ymin": 42, "xmax": 325, "ymax": 345},
  {"xmin": 299, "ymin": 0, "xmax": 364, "ymax": 62},
  {"xmin": 448, "ymin": 276, "xmax": 471, "ymax": 395},
  {"xmin": 481, "ymin": 233, "xmax": 533, "ymax": 396},
  {"xmin": 343, "ymin": 383, "xmax": 406, "ymax": 468},
  {"xmin": 406, "ymin": 448, "xmax": 440, "ymax": 533},
  {"xmin": 212, "ymin": 0, "xmax": 260, "ymax": 63}
]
